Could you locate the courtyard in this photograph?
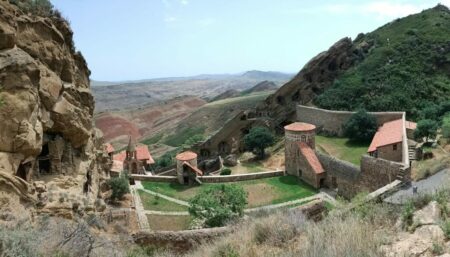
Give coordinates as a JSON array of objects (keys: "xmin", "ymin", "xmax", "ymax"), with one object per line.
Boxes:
[
  {"xmin": 141, "ymin": 175, "xmax": 317, "ymax": 208},
  {"xmin": 315, "ymin": 135, "xmax": 370, "ymax": 166}
]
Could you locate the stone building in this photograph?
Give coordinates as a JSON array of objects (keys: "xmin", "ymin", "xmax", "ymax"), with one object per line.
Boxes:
[
  {"xmin": 285, "ymin": 122, "xmax": 325, "ymax": 188},
  {"xmin": 175, "ymin": 151, "xmax": 203, "ymax": 185},
  {"xmin": 113, "ymin": 138, "xmax": 155, "ymax": 175},
  {"xmin": 368, "ymin": 119, "xmax": 404, "ymax": 162}
]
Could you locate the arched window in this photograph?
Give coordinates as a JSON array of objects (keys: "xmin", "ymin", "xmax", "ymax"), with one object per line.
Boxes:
[{"xmin": 301, "ymin": 135, "xmax": 306, "ymax": 142}]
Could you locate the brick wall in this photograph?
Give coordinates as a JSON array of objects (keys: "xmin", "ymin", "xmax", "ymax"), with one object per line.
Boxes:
[{"xmin": 376, "ymin": 143, "xmax": 403, "ymax": 162}]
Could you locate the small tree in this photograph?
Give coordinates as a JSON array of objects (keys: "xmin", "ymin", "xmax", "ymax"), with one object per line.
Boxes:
[
  {"xmin": 243, "ymin": 127, "xmax": 275, "ymax": 159},
  {"xmin": 343, "ymin": 109, "xmax": 377, "ymax": 142},
  {"xmin": 414, "ymin": 119, "xmax": 438, "ymax": 141},
  {"xmin": 189, "ymin": 184, "xmax": 247, "ymax": 227},
  {"xmin": 107, "ymin": 173, "xmax": 130, "ymax": 201}
]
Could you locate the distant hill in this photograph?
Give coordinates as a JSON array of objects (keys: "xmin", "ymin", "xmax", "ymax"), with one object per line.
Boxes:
[
  {"xmin": 210, "ymin": 89, "xmax": 241, "ymax": 102},
  {"xmin": 241, "ymin": 80, "xmax": 278, "ymax": 95},
  {"xmin": 92, "ymin": 70, "xmax": 292, "ymax": 112}
]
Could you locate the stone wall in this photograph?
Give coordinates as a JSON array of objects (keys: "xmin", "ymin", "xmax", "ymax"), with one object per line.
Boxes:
[
  {"xmin": 296, "ymin": 105, "xmax": 404, "ymax": 136},
  {"xmin": 315, "ymin": 152, "xmax": 360, "ymax": 180},
  {"xmin": 130, "ymin": 175, "xmax": 178, "ymax": 183},
  {"xmin": 314, "ymin": 151, "xmax": 409, "ymax": 199},
  {"xmin": 199, "ymin": 170, "xmax": 284, "ymax": 183},
  {"xmin": 133, "ymin": 226, "xmax": 231, "ymax": 254}
]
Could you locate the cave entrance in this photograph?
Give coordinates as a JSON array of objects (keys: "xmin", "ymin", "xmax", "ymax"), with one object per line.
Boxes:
[
  {"xmin": 16, "ymin": 163, "xmax": 28, "ymax": 181},
  {"xmin": 38, "ymin": 143, "xmax": 51, "ymax": 174}
]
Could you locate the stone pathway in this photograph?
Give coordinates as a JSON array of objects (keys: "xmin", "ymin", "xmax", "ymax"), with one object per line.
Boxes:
[
  {"xmin": 384, "ymin": 169, "xmax": 450, "ymax": 204},
  {"xmin": 130, "ymin": 182, "xmax": 150, "ymax": 231},
  {"xmin": 135, "ymin": 181, "xmax": 190, "ymax": 206}
]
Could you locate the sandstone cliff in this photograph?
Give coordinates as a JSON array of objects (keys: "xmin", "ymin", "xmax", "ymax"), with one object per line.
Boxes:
[{"xmin": 0, "ymin": 0, "xmax": 109, "ymax": 223}]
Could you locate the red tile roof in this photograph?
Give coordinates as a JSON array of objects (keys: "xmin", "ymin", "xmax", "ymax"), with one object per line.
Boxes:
[
  {"xmin": 368, "ymin": 119, "xmax": 403, "ymax": 153},
  {"xmin": 176, "ymin": 151, "xmax": 197, "ymax": 161},
  {"xmin": 136, "ymin": 145, "xmax": 155, "ymax": 164},
  {"xmin": 298, "ymin": 142, "xmax": 325, "ymax": 174},
  {"xmin": 112, "ymin": 144, "xmax": 155, "ymax": 164},
  {"xmin": 113, "ymin": 151, "xmax": 126, "ymax": 162},
  {"xmin": 406, "ymin": 121, "xmax": 417, "ymax": 130},
  {"xmin": 105, "ymin": 143, "xmax": 115, "ymax": 154},
  {"xmin": 182, "ymin": 161, "xmax": 203, "ymax": 176},
  {"xmin": 285, "ymin": 122, "xmax": 316, "ymax": 132}
]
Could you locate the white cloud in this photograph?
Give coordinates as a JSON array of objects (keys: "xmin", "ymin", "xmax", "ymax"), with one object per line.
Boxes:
[{"xmin": 180, "ymin": 0, "xmax": 189, "ymax": 5}]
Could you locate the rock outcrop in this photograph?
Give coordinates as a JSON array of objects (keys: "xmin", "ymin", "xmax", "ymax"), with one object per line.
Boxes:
[{"xmin": 0, "ymin": 1, "xmax": 109, "ymax": 223}]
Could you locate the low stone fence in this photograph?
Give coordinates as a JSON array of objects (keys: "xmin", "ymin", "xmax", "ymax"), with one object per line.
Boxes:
[
  {"xmin": 133, "ymin": 226, "xmax": 232, "ymax": 253},
  {"xmin": 131, "ymin": 175, "xmax": 178, "ymax": 183},
  {"xmin": 200, "ymin": 170, "xmax": 284, "ymax": 183}
]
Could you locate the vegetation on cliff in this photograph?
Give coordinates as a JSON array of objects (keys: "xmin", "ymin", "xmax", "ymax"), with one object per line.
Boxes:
[{"xmin": 315, "ymin": 5, "xmax": 450, "ymax": 119}]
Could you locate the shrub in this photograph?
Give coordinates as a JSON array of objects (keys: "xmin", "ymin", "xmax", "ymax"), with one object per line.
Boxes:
[
  {"xmin": 189, "ymin": 184, "xmax": 247, "ymax": 227},
  {"xmin": 220, "ymin": 168, "xmax": 232, "ymax": 176},
  {"xmin": 212, "ymin": 243, "xmax": 240, "ymax": 257},
  {"xmin": 414, "ymin": 119, "xmax": 438, "ymax": 141},
  {"xmin": 401, "ymin": 201, "xmax": 415, "ymax": 228},
  {"xmin": 442, "ymin": 113, "xmax": 450, "ymax": 138},
  {"xmin": 108, "ymin": 173, "xmax": 130, "ymax": 201},
  {"xmin": 10, "ymin": 0, "xmax": 55, "ymax": 17},
  {"xmin": 441, "ymin": 220, "xmax": 450, "ymax": 239},
  {"xmin": 431, "ymin": 241, "xmax": 444, "ymax": 255},
  {"xmin": 243, "ymin": 127, "xmax": 275, "ymax": 159},
  {"xmin": 342, "ymin": 109, "xmax": 377, "ymax": 142}
]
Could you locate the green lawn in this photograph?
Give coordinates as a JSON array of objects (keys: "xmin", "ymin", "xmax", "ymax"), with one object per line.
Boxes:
[
  {"xmin": 142, "ymin": 175, "xmax": 317, "ymax": 208},
  {"xmin": 138, "ymin": 190, "xmax": 188, "ymax": 212},
  {"xmin": 315, "ymin": 135, "xmax": 370, "ymax": 166}
]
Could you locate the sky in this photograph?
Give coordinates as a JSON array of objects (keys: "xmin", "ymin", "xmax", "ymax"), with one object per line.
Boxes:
[{"xmin": 52, "ymin": 0, "xmax": 450, "ymax": 81}]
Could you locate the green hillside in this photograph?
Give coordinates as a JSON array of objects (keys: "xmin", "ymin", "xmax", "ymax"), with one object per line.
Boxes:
[{"xmin": 315, "ymin": 5, "xmax": 450, "ymax": 119}]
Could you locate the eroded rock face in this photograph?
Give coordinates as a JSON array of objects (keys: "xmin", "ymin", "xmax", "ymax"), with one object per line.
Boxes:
[{"xmin": 0, "ymin": 1, "xmax": 109, "ymax": 223}]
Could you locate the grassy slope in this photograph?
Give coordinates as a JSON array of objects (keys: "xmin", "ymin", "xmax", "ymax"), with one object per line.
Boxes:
[
  {"xmin": 315, "ymin": 135, "xmax": 370, "ymax": 166},
  {"xmin": 142, "ymin": 176, "xmax": 317, "ymax": 208},
  {"xmin": 315, "ymin": 5, "xmax": 450, "ymax": 119}
]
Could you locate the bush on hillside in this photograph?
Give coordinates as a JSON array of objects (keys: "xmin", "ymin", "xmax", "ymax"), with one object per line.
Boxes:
[
  {"xmin": 442, "ymin": 114, "xmax": 450, "ymax": 138},
  {"xmin": 9, "ymin": 0, "xmax": 58, "ymax": 17},
  {"xmin": 342, "ymin": 109, "xmax": 377, "ymax": 142},
  {"xmin": 244, "ymin": 126, "xmax": 275, "ymax": 159},
  {"xmin": 108, "ymin": 173, "xmax": 130, "ymax": 201},
  {"xmin": 189, "ymin": 184, "xmax": 247, "ymax": 227},
  {"xmin": 155, "ymin": 151, "xmax": 176, "ymax": 169},
  {"xmin": 220, "ymin": 168, "xmax": 232, "ymax": 176},
  {"xmin": 414, "ymin": 119, "xmax": 438, "ymax": 141}
]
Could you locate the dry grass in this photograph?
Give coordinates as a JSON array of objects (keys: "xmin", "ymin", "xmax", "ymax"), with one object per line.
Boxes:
[
  {"xmin": 147, "ymin": 215, "xmax": 192, "ymax": 231},
  {"xmin": 412, "ymin": 149, "xmax": 450, "ymax": 181},
  {"xmin": 174, "ymin": 203, "xmax": 397, "ymax": 257}
]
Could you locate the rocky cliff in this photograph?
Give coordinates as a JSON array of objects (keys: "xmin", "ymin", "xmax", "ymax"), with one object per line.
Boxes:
[{"xmin": 0, "ymin": 0, "xmax": 109, "ymax": 223}]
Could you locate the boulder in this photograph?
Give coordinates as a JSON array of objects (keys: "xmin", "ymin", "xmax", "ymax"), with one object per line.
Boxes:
[
  {"xmin": 223, "ymin": 154, "xmax": 238, "ymax": 167},
  {"xmin": 413, "ymin": 201, "xmax": 441, "ymax": 226}
]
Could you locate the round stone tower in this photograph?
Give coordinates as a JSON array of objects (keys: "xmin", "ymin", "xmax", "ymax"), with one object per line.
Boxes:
[
  {"xmin": 284, "ymin": 122, "xmax": 316, "ymax": 176},
  {"xmin": 175, "ymin": 151, "xmax": 198, "ymax": 184}
]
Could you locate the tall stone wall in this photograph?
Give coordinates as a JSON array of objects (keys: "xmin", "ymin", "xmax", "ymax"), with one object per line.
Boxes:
[
  {"xmin": 199, "ymin": 170, "xmax": 284, "ymax": 183},
  {"xmin": 296, "ymin": 105, "xmax": 404, "ymax": 136},
  {"xmin": 315, "ymin": 151, "xmax": 409, "ymax": 199}
]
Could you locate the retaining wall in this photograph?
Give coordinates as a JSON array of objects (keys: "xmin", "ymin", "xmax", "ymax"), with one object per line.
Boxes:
[
  {"xmin": 200, "ymin": 170, "xmax": 284, "ymax": 183},
  {"xmin": 315, "ymin": 151, "xmax": 360, "ymax": 180},
  {"xmin": 296, "ymin": 105, "xmax": 404, "ymax": 136},
  {"xmin": 133, "ymin": 227, "xmax": 231, "ymax": 254},
  {"xmin": 131, "ymin": 175, "xmax": 178, "ymax": 183}
]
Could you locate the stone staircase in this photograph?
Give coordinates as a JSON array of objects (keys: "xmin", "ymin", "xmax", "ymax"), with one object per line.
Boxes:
[
  {"xmin": 408, "ymin": 145, "xmax": 416, "ymax": 160},
  {"xmin": 396, "ymin": 167, "xmax": 408, "ymax": 181}
]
